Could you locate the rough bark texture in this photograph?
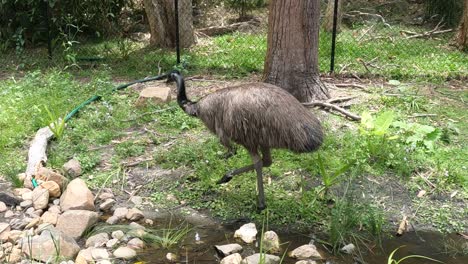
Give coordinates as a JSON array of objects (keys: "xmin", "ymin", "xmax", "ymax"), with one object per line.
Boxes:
[
  {"xmin": 323, "ymin": 0, "xmax": 343, "ymax": 32},
  {"xmin": 143, "ymin": 0, "xmax": 195, "ymax": 48},
  {"xmin": 263, "ymin": 0, "xmax": 330, "ymax": 102},
  {"xmin": 456, "ymin": 0, "xmax": 468, "ymax": 50}
]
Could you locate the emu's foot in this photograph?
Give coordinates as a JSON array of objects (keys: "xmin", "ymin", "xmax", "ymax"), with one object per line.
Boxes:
[{"xmin": 216, "ymin": 172, "xmax": 234, "ymax": 184}]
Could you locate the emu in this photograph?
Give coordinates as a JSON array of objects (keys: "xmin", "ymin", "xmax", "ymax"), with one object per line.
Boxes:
[{"xmin": 168, "ymin": 71, "xmax": 323, "ymax": 210}]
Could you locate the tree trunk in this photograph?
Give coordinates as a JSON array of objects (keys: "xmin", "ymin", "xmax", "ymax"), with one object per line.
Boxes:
[
  {"xmin": 322, "ymin": 0, "xmax": 343, "ymax": 32},
  {"xmin": 263, "ymin": 0, "xmax": 329, "ymax": 102},
  {"xmin": 456, "ymin": 0, "xmax": 468, "ymax": 50},
  {"xmin": 143, "ymin": 0, "xmax": 195, "ymax": 48}
]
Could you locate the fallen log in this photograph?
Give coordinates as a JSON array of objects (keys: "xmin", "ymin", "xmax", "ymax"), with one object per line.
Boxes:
[
  {"xmin": 24, "ymin": 126, "xmax": 54, "ymax": 188},
  {"xmin": 197, "ymin": 19, "xmax": 260, "ymax": 37}
]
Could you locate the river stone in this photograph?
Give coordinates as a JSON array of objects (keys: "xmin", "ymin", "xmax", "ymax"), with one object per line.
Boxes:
[
  {"xmin": 0, "ymin": 223, "xmax": 11, "ymax": 242},
  {"xmin": 126, "ymin": 208, "xmax": 144, "ymax": 221},
  {"xmin": 20, "ymin": 200, "xmax": 33, "ymax": 208},
  {"xmin": 295, "ymin": 260, "xmax": 317, "ymax": 264},
  {"xmin": 220, "ymin": 253, "xmax": 243, "ymax": 264},
  {"xmin": 32, "ymin": 188, "xmax": 49, "ymax": 210},
  {"xmin": 41, "ymin": 211, "xmax": 59, "ymax": 225},
  {"xmin": 112, "ymin": 230, "xmax": 125, "ymax": 240},
  {"xmin": 136, "ymin": 86, "xmax": 172, "ymax": 106},
  {"xmin": 13, "ymin": 188, "xmax": 31, "ymax": 197},
  {"xmin": 97, "ymin": 260, "xmax": 112, "ymax": 264},
  {"xmin": 6, "ymin": 229, "xmax": 22, "ymax": 242},
  {"xmin": 214, "ymin": 243, "xmax": 243, "ymax": 257},
  {"xmin": 241, "ymin": 253, "xmax": 280, "ymax": 264},
  {"xmin": 113, "ymin": 207, "xmax": 128, "ymax": 219},
  {"xmin": 98, "ymin": 192, "xmax": 114, "ymax": 201},
  {"xmin": 130, "ymin": 196, "xmax": 143, "ymax": 206},
  {"xmin": 234, "ymin": 223, "xmax": 257, "ymax": 244},
  {"xmin": 4, "ymin": 210, "xmax": 15, "ymax": 218},
  {"xmin": 56, "ymin": 210, "xmax": 99, "ymax": 240},
  {"xmin": 63, "ymin": 158, "xmax": 82, "ymax": 178},
  {"xmin": 289, "ymin": 244, "xmax": 323, "ymax": 260},
  {"xmin": 340, "ymin": 243, "xmax": 355, "ymax": 254},
  {"xmin": 0, "ymin": 201, "xmax": 7, "ymax": 212},
  {"xmin": 40, "ymin": 181, "xmax": 61, "ymax": 198},
  {"xmin": 113, "ymin": 246, "xmax": 137, "ymax": 260},
  {"xmin": 36, "ymin": 167, "xmax": 68, "ymax": 190},
  {"xmin": 48, "ymin": 205, "xmax": 61, "ymax": 214},
  {"xmin": 86, "ymin": 233, "xmax": 110, "ymax": 248},
  {"xmin": 263, "ymin": 231, "xmax": 280, "ymax": 253},
  {"xmin": 127, "ymin": 237, "xmax": 145, "ymax": 249},
  {"xmin": 21, "ymin": 230, "xmax": 80, "ymax": 262},
  {"xmin": 60, "ymin": 178, "xmax": 95, "ymax": 211},
  {"xmin": 6, "ymin": 247, "xmax": 22, "ymax": 263},
  {"xmin": 106, "ymin": 215, "xmax": 120, "ymax": 225},
  {"xmin": 91, "ymin": 247, "xmax": 110, "ymax": 260},
  {"xmin": 99, "ymin": 199, "xmax": 115, "ymax": 211},
  {"xmin": 166, "ymin": 252, "xmax": 178, "ymax": 262},
  {"xmin": 75, "ymin": 247, "xmax": 94, "ymax": 264},
  {"xmin": 106, "ymin": 238, "xmax": 119, "ymax": 248},
  {"xmin": 22, "ymin": 191, "xmax": 33, "ymax": 201}
]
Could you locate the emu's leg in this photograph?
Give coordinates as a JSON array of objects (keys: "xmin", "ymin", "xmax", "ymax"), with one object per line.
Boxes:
[{"xmin": 251, "ymin": 152, "xmax": 266, "ymax": 211}]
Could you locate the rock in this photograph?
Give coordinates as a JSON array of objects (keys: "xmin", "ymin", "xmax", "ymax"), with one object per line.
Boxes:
[
  {"xmin": 48, "ymin": 205, "xmax": 62, "ymax": 214},
  {"xmin": 86, "ymin": 233, "xmax": 110, "ymax": 248},
  {"xmin": 99, "ymin": 199, "xmax": 115, "ymax": 211},
  {"xmin": 13, "ymin": 188, "xmax": 31, "ymax": 197},
  {"xmin": 25, "ymin": 217, "xmax": 42, "ymax": 229},
  {"xmin": 4, "ymin": 210, "xmax": 15, "ymax": 218},
  {"xmin": 106, "ymin": 215, "xmax": 120, "ymax": 225},
  {"xmin": 295, "ymin": 260, "xmax": 317, "ymax": 264},
  {"xmin": 21, "ymin": 231, "xmax": 80, "ymax": 262},
  {"xmin": 106, "ymin": 238, "xmax": 119, "ymax": 248},
  {"xmin": 145, "ymin": 219, "xmax": 154, "ymax": 225},
  {"xmin": 40, "ymin": 211, "xmax": 59, "ymax": 225},
  {"xmin": 234, "ymin": 223, "xmax": 257, "ymax": 244},
  {"xmin": 75, "ymin": 248, "xmax": 94, "ymax": 264},
  {"xmin": 340, "ymin": 243, "xmax": 355, "ymax": 254},
  {"xmin": 56, "ymin": 210, "xmax": 99, "ymax": 240},
  {"xmin": 20, "ymin": 200, "xmax": 33, "ymax": 208},
  {"xmin": 241, "ymin": 253, "xmax": 280, "ymax": 264},
  {"xmin": 60, "ymin": 178, "xmax": 95, "ymax": 211},
  {"xmin": 136, "ymin": 86, "xmax": 172, "ymax": 106},
  {"xmin": 36, "ymin": 167, "xmax": 68, "ymax": 190},
  {"xmin": 6, "ymin": 247, "xmax": 22, "ymax": 263},
  {"xmin": 221, "ymin": 253, "xmax": 243, "ymax": 264},
  {"xmin": 129, "ymin": 222, "xmax": 146, "ymax": 230},
  {"xmin": 97, "ymin": 260, "xmax": 112, "ymax": 264},
  {"xmin": 35, "ymin": 223, "xmax": 55, "ymax": 235},
  {"xmin": 112, "ymin": 230, "xmax": 125, "ymax": 240},
  {"xmin": 53, "ymin": 199, "xmax": 60, "ymax": 205},
  {"xmin": 98, "ymin": 192, "xmax": 114, "ymax": 201},
  {"xmin": 22, "ymin": 191, "xmax": 33, "ymax": 201},
  {"xmin": 166, "ymin": 252, "xmax": 178, "ymax": 262},
  {"xmin": 113, "ymin": 207, "xmax": 128, "ymax": 219},
  {"xmin": 127, "ymin": 237, "xmax": 145, "ymax": 249},
  {"xmin": 6, "ymin": 230, "xmax": 22, "ymax": 242},
  {"xmin": 40, "ymin": 181, "xmax": 61, "ymax": 198},
  {"xmin": 263, "ymin": 231, "xmax": 280, "ymax": 253},
  {"xmin": 91, "ymin": 247, "xmax": 110, "ymax": 260},
  {"xmin": 113, "ymin": 247, "xmax": 137, "ymax": 260},
  {"xmin": 126, "ymin": 208, "xmax": 144, "ymax": 221},
  {"xmin": 289, "ymin": 245, "xmax": 323, "ymax": 260},
  {"xmin": 0, "ymin": 223, "xmax": 11, "ymax": 242},
  {"xmin": 214, "ymin": 243, "xmax": 243, "ymax": 257},
  {"xmin": 63, "ymin": 159, "xmax": 82, "ymax": 178},
  {"xmin": 130, "ymin": 196, "xmax": 143, "ymax": 206},
  {"xmin": 32, "ymin": 188, "xmax": 49, "ymax": 210},
  {"xmin": 0, "ymin": 201, "xmax": 7, "ymax": 212}
]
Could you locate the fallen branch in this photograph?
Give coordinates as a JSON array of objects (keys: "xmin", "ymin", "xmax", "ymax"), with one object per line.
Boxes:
[
  {"xmin": 327, "ymin": 96, "xmax": 357, "ymax": 104},
  {"xmin": 410, "ymin": 113, "xmax": 438, "ymax": 118},
  {"xmin": 346, "ymin": 11, "xmax": 391, "ymax": 27},
  {"xmin": 303, "ymin": 101, "xmax": 361, "ymax": 121},
  {"xmin": 197, "ymin": 19, "xmax": 260, "ymax": 36},
  {"xmin": 334, "ymin": 83, "xmax": 368, "ymax": 91},
  {"xmin": 401, "ymin": 20, "xmax": 453, "ymax": 39}
]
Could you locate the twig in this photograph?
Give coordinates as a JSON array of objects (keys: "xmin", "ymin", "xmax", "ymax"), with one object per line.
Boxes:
[
  {"xmin": 303, "ymin": 101, "xmax": 361, "ymax": 121},
  {"xmin": 410, "ymin": 113, "xmax": 437, "ymax": 118},
  {"xmin": 334, "ymin": 83, "xmax": 368, "ymax": 90},
  {"xmin": 327, "ymin": 96, "xmax": 357, "ymax": 104},
  {"xmin": 401, "ymin": 20, "xmax": 453, "ymax": 39},
  {"xmin": 357, "ymin": 24, "xmax": 376, "ymax": 42},
  {"xmin": 122, "ymin": 158, "xmax": 153, "ymax": 167}
]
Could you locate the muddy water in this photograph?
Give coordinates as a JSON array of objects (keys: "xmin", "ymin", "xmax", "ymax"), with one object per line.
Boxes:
[{"xmin": 136, "ymin": 216, "xmax": 468, "ymax": 264}]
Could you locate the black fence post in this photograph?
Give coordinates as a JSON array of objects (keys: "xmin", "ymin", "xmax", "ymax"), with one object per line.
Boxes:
[
  {"xmin": 174, "ymin": 0, "xmax": 181, "ymax": 65},
  {"xmin": 330, "ymin": 0, "xmax": 339, "ymax": 73}
]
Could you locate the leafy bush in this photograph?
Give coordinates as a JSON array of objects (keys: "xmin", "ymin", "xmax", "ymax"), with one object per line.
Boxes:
[{"xmin": 224, "ymin": 0, "xmax": 266, "ymax": 19}]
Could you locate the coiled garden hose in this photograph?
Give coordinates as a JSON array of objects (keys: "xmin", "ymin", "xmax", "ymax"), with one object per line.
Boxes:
[{"xmin": 64, "ymin": 72, "xmax": 170, "ymax": 122}]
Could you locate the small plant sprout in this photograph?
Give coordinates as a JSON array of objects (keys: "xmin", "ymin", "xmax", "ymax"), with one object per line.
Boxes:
[
  {"xmin": 387, "ymin": 246, "xmax": 444, "ymax": 264},
  {"xmin": 43, "ymin": 105, "xmax": 66, "ymax": 139}
]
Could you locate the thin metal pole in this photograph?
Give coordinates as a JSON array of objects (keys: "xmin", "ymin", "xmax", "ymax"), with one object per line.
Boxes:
[
  {"xmin": 44, "ymin": 0, "xmax": 52, "ymax": 59},
  {"xmin": 330, "ymin": 0, "xmax": 339, "ymax": 73},
  {"xmin": 175, "ymin": 0, "xmax": 181, "ymax": 64}
]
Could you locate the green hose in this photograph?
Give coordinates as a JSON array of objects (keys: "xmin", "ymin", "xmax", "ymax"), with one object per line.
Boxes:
[{"xmin": 64, "ymin": 72, "xmax": 169, "ymax": 122}]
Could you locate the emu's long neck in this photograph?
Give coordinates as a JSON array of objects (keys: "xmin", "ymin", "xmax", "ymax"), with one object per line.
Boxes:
[{"xmin": 173, "ymin": 73, "xmax": 198, "ymax": 116}]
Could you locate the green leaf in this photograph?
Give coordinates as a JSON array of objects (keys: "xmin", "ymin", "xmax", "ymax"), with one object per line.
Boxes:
[
  {"xmin": 360, "ymin": 111, "xmax": 374, "ymax": 131},
  {"xmin": 374, "ymin": 111, "xmax": 394, "ymax": 136}
]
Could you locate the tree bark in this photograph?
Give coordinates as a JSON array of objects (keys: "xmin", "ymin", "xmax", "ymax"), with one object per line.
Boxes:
[
  {"xmin": 322, "ymin": 0, "xmax": 343, "ymax": 33},
  {"xmin": 143, "ymin": 0, "xmax": 195, "ymax": 48},
  {"xmin": 263, "ymin": 0, "xmax": 329, "ymax": 102},
  {"xmin": 456, "ymin": 0, "xmax": 468, "ymax": 50}
]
